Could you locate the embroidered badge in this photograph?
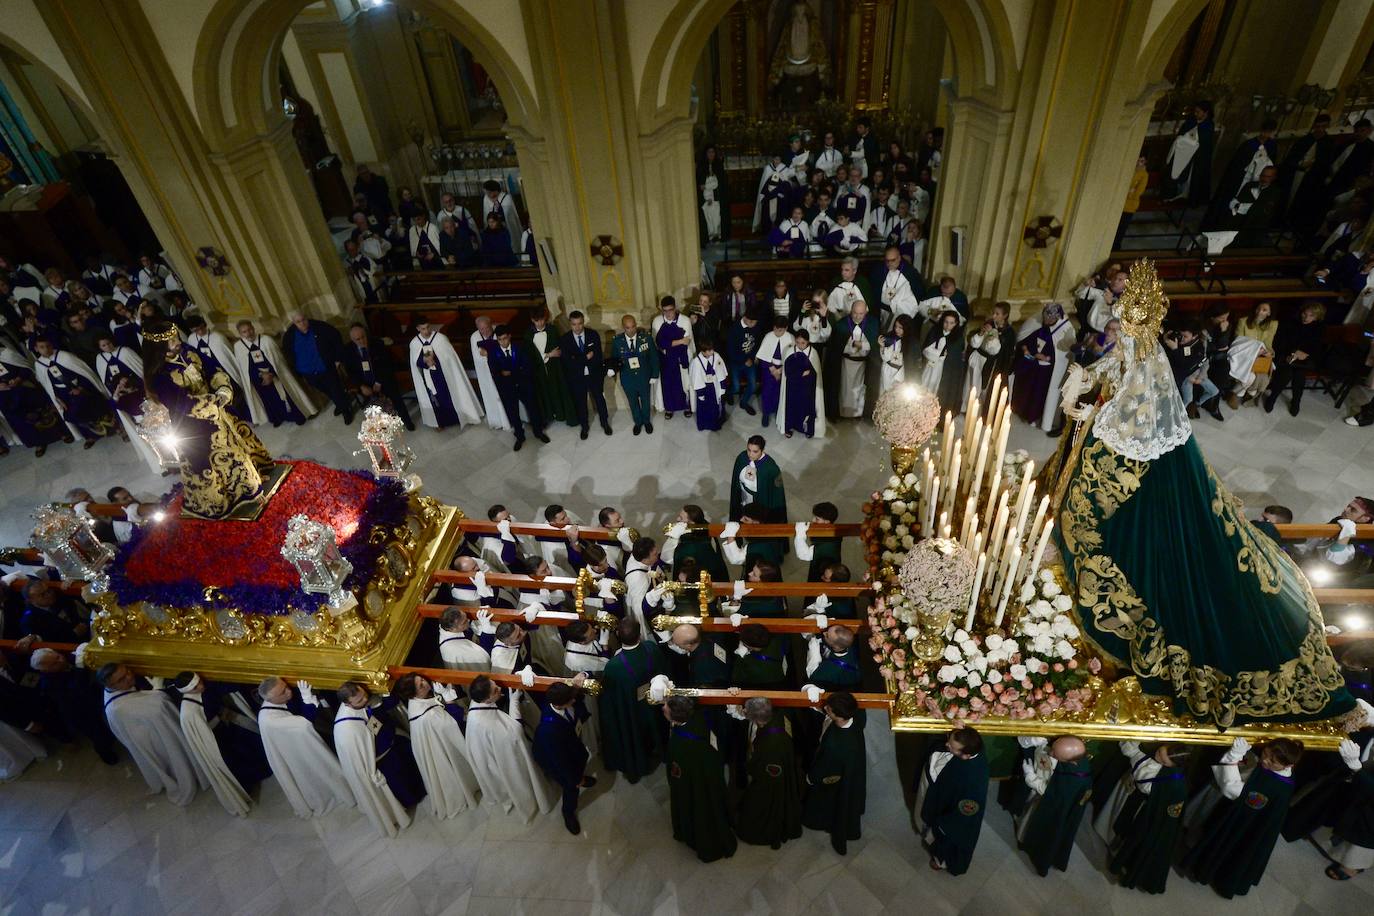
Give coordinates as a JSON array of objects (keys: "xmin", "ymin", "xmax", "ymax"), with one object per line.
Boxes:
[
  {"xmin": 822, "ymin": 775, "xmax": 842, "ymax": 785},
  {"xmin": 958, "ymin": 800, "xmax": 980, "ymax": 816},
  {"xmin": 1167, "ymin": 802, "xmax": 1184, "ymax": 818},
  {"xmin": 670, "ymin": 763, "xmax": 682, "ymax": 779},
  {"xmin": 765, "ymin": 763, "xmax": 783, "ymax": 778},
  {"xmin": 1244, "ymin": 791, "xmax": 1268, "ymax": 810}
]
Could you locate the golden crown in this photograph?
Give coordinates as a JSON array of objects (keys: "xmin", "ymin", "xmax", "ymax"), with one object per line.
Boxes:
[
  {"xmin": 144, "ymin": 325, "xmax": 181, "ymax": 343},
  {"xmin": 1116, "ymin": 259, "xmax": 1169, "ymax": 357}
]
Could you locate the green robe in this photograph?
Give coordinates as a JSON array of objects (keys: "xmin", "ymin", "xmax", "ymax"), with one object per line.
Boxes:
[
  {"xmin": 806, "ymin": 536, "xmax": 843, "ymax": 581},
  {"xmin": 1184, "ymin": 766, "xmax": 1296, "ymax": 898},
  {"xmin": 672, "ymin": 532, "xmax": 729, "ymax": 581},
  {"xmin": 1107, "ymin": 764, "xmax": 1188, "ymax": 894},
  {"xmin": 731, "ymin": 635, "xmax": 790, "ymax": 688},
  {"xmin": 810, "ymin": 650, "xmax": 862, "ymax": 691},
  {"xmin": 1020, "ymin": 757, "xmax": 1092, "ymax": 875},
  {"xmin": 919, "ymin": 752, "xmax": 990, "ymax": 875},
  {"xmin": 522, "ymin": 327, "xmax": 578, "ymax": 425},
  {"xmin": 802, "ymin": 710, "xmax": 867, "ymax": 854},
  {"xmin": 684, "ymin": 638, "xmax": 731, "ymax": 687},
  {"xmin": 1057, "ymin": 433, "xmax": 1352, "ymax": 726},
  {"xmin": 668, "ymin": 713, "xmax": 737, "ymax": 862},
  {"xmin": 729, "ymin": 452, "xmax": 787, "ymax": 522},
  {"xmin": 599, "ymin": 642, "xmax": 665, "ymax": 783},
  {"xmin": 735, "ymin": 715, "xmax": 802, "ymax": 849}
]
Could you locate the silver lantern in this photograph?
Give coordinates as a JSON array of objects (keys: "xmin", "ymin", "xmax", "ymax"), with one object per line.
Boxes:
[
  {"xmin": 354, "ymin": 405, "xmax": 420, "ymax": 490},
  {"xmin": 280, "ymin": 514, "xmax": 356, "ymax": 613},
  {"xmin": 135, "ymin": 399, "xmax": 183, "ymax": 472},
  {"xmin": 30, "ymin": 504, "xmax": 114, "ymax": 593}
]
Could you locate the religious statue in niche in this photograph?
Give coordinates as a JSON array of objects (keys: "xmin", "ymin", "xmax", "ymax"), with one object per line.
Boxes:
[{"xmin": 768, "ymin": 0, "xmax": 832, "ymax": 111}]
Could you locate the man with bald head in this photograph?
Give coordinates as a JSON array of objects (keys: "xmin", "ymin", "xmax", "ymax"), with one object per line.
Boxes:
[
  {"xmin": 97, "ymin": 662, "xmax": 202, "ymax": 806},
  {"xmin": 256, "ymin": 675, "xmax": 354, "ymax": 818},
  {"xmin": 669, "ymin": 623, "xmax": 730, "ymax": 688},
  {"xmin": 1017, "ymin": 734, "xmax": 1093, "ymax": 875},
  {"xmin": 281, "ymin": 309, "xmax": 353, "ymax": 423}
]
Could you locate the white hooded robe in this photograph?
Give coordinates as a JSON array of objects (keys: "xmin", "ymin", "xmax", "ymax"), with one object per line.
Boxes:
[
  {"xmin": 406, "ymin": 697, "xmax": 482, "ymax": 818},
  {"xmin": 333, "ymin": 704, "xmax": 410, "ymax": 837},
  {"xmin": 408, "ymin": 331, "xmax": 484, "ymax": 429},
  {"xmin": 178, "ymin": 694, "xmax": 252, "ymax": 817},
  {"xmin": 232, "ymin": 335, "xmax": 320, "ymax": 426},
  {"xmin": 464, "ymin": 699, "xmax": 556, "ymax": 820},
  {"xmin": 257, "ymin": 702, "xmax": 354, "ymax": 817},
  {"xmin": 103, "ymin": 687, "xmax": 204, "ymax": 805},
  {"xmin": 469, "ymin": 327, "xmax": 512, "ymax": 430}
]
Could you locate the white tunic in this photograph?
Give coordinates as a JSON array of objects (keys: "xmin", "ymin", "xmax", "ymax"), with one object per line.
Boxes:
[
  {"xmin": 438, "ymin": 630, "xmax": 492, "ymax": 671},
  {"xmin": 464, "ymin": 700, "xmax": 557, "ymax": 820},
  {"xmin": 879, "ymin": 338, "xmax": 905, "ymax": 393},
  {"xmin": 232, "ymin": 335, "xmax": 320, "ymax": 425},
  {"xmin": 93, "ymin": 347, "xmax": 162, "ymax": 473},
  {"xmin": 257, "ymin": 702, "xmax": 354, "ymax": 817},
  {"xmin": 469, "ymin": 329, "xmax": 511, "ymax": 430},
  {"xmin": 920, "ymin": 333, "xmax": 950, "ymax": 392},
  {"xmin": 406, "ymin": 697, "xmax": 482, "ymax": 818},
  {"xmin": 333, "ymin": 704, "xmax": 411, "ymax": 837},
  {"xmin": 103, "ymin": 687, "xmax": 204, "ymax": 806},
  {"xmin": 0, "ymin": 719, "xmax": 47, "ymax": 782},
  {"xmin": 178, "ymin": 695, "xmax": 252, "ymax": 817},
  {"xmin": 839, "ymin": 325, "xmax": 870, "ymax": 418},
  {"xmin": 408, "ymin": 331, "xmax": 485, "ymax": 429}
]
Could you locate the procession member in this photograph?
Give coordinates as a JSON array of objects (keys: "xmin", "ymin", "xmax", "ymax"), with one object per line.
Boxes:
[
  {"xmin": 342, "ymin": 323, "xmax": 415, "ymax": 430},
  {"xmin": 963, "ymin": 303, "xmax": 1016, "ymax": 404},
  {"xmin": 561, "ymin": 310, "xmax": 613, "ymax": 438},
  {"xmin": 437, "ymin": 606, "xmax": 493, "ymax": 671},
  {"xmin": 469, "ymin": 315, "xmax": 510, "ymax": 431},
  {"xmin": 408, "ymin": 320, "xmax": 484, "ymax": 429},
  {"xmin": 93, "ymin": 334, "xmax": 161, "ymax": 472},
  {"xmin": 600, "ymin": 618, "xmax": 666, "ymax": 784},
  {"xmin": 729, "ymin": 434, "xmax": 787, "ymax": 522},
  {"xmin": 233, "ymin": 320, "xmax": 317, "ymax": 427},
  {"xmin": 613, "ymin": 313, "xmax": 659, "ymax": 435},
  {"xmin": 464, "ymin": 675, "xmax": 557, "ymax": 820},
  {"xmin": 31, "ymin": 337, "xmax": 119, "ymax": 448},
  {"xmin": 802, "ymin": 691, "xmax": 867, "ymax": 854},
  {"xmin": 734, "ymin": 697, "xmax": 802, "ymax": 849},
  {"xmin": 523, "ymin": 308, "xmax": 577, "ymax": 428},
  {"xmin": 1105, "ymin": 742, "xmax": 1190, "ymax": 894},
  {"xmin": 392, "ymin": 672, "xmax": 481, "ymax": 818},
  {"xmin": 690, "ymin": 339, "xmax": 729, "ymax": 432},
  {"xmin": 914, "ymin": 727, "xmax": 989, "ymax": 875},
  {"xmin": 171, "ymin": 672, "xmax": 269, "ymax": 817},
  {"xmin": 1009, "ymin": 303, "xmax": 1074, "ymax": 432},
  {"xmin": 653, "ymin": 296, "xmax": 696, "ymax": 419},
  {"xmin": 755, "ymin": 316, "xmax": 793, "ymax": 428},
  {"xmin": 665, "ymin": 694, "xmax": 737, "ymax": 862},
  {"xmin": 1017, "ymin": 735, "xmax": 1093, "ymax": 876},
  {"xmin": 779, "ymin": 328, "xmax": 825, "ymax": 438},
  {"xmin": 825, "ymin": 300, "xmax": 879, "ymax": 420},
  {"xmin": 488, "ymin": 324, "xmax": 550, "ymax": 452},
  {"xmin": 97, "ymin": 663, "xmax": 202, "ymax": 806},
  {"xmin": 662, "ymin": 505, "xmax": 730, "ymax": 581},
  {"xmin": 256, "ymin": 676, "xmax": 355, "ymax": 818},
  {"xmin": 482, "ymin": 179, "xmax": 523, "ymax": 252},
  {"xmin": 532, "ymin": 679, "xmax": 596, "ymax": 835}
]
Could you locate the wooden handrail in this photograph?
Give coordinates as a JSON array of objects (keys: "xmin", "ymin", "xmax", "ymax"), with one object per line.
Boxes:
[
  {"xmin": 458, "ymin": 520, "xmax": 862, "ymax": 540},
  {"xmin": 0, "ymin": 639, "xmax": 79, "ymax": 652},
  {"xmin": 415, "ymin": 602, "xmax": 863, "ymax": 633},
  {"xmin": 429, "ymin": 570, "xmax": 871, "ymax": 597}
]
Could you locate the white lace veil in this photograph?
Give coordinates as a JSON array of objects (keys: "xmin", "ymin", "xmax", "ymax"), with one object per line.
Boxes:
[{"xmin": 1089, "ymin": 327, "xmax": 1192, "ymax": 462}]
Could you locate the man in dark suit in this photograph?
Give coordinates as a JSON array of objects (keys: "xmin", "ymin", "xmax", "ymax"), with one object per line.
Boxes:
[
  {"xmin": 1327, "ymin": 119, "xmax": 1374, "ymax": 198},
  {"xmin": 560, "ymin": 310, "xmax": 613, "ymax": 439},
  {"xmin": 489, "ymin": 324, "xmax": 549, "ymax": 451},
  {"xmin": 532, "ymin": 680, "xmax": 595, "ymax": 834},
  {"xmin": 281, "ymin": 310, "xmax": 354, "ymax": 423},
  {"xmin": 341, "ymin": 322, "xmax": 415, "ymax": 430}
]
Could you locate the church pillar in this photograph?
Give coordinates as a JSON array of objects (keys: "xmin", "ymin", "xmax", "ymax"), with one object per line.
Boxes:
[
  {"xmin": 35, "ymin": 0, "xmax": 354, "ymax": 324},
  {"xmin": 852, "ymin": 0, "xmax": 897, "ymax": 112}
]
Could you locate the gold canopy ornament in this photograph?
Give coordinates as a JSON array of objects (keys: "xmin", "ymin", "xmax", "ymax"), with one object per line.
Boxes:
[{"xmin": 1117, "ymin": 259, "xmax": 1169, "ymax": 357}]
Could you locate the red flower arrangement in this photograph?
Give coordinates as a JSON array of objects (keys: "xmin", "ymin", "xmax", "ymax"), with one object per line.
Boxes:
[{"xmin": 109, "ymin": 460, "xmax": 409, "ymax": 615}]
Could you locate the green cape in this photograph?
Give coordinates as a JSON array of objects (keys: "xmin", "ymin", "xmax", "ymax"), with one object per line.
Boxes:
[
  {"xmin": 668, "ymin": 713, "xmax": 737, "ymax": 862},
  {"xmin": 920, "ymin": 752, "xmax": 990, "ymax": 875},
  {"xmin": 1020, "ymin": 757, "xmax": 1092, "ymax": 875},
  {"xmin": 672, "ymin": 532, "xmax": 730, "ymax": 581},
  {"xmin": 806, "ymin": 537, "xmax": 843, "ymax": 581},
  {"xmin": 802, "ymin": 710, "xmax": 867, "ymax": 854},
  {"xmin": 1107, "ymin": 764, "xmax": 1188, "ymax": 894},
  {"xmin": 729, "ymin": 452, "xmax": 787, "ymax": 522},
  {"xmin": 735, "ymin": 715, "xmax": 802, "ymax": 848},
  {"xmin": 731, "ymin": 635, "xmax": 790, "ymax": 688},
  {"xmin": 599, "ymin": 642, "xmax": 665, "ymax": 782},
  {"xmin": 1184, "ymin": 766, "xmax": 1296, "ymax": 898}
]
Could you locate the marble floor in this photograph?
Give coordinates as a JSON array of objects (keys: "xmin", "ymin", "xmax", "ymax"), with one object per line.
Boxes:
[{"xmin": 2, "ymin": 385, "xmax": 1374, "ymax": 915}]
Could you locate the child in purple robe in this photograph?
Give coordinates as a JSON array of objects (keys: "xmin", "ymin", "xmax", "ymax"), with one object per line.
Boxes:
[
  {"xmin": 1010, "ymin": 302, "xmax": 1067, "ymax": 426},
  {"xmin": 755, "ymin": 316, "xmax": 793, "ymax": 427},
  {"xmin": 655, "ymin": 298, "xmax": 694, "ymax": 417},
  {"xmin": 783, "ymin": 329, "xmax": 819, "ymax": 438},
  {"xmin": 0, "ymin": 346, "xmax": 69, "ymax": 456},
  {"xmin": 691, "ymin": 342, "xmax": 728, "ymax": 432}
]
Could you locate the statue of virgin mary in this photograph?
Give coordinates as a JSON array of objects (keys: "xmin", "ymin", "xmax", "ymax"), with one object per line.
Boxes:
[{"xmin": 1048, "ymin": 261, "xmax": 1353, "ymax": 728}]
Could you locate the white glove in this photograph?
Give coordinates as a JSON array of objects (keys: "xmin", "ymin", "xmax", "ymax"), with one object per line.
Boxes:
[
  {"xmin": 1337, "ymin": 518, "xmax": 1358, "ymax": 542},
  {"xmin": 496, "ymin": 518, "xmax": 514, "ymax": 541},
  {"xmin": 518, "ymin": 665, "xmax": 536, "ymax": 688},
  {"xmin": 475, "ymin": 609, "xmax": 497, "ymax": 635},
  {"xmin": 729, "ymin": 612, "xmax": 744, "ymax": 628},
  {"xmin": 654, "ymin": 630, "xmax": 673, "ymax": 643},
  {"xmin": 1338, "ymin": 738, "xmax": 1363, "ymax": 771},
  {"xmin": 720, "ymin": 521, "xmax": 740, "ymax": 541},
  {"xmin": 733, "ymin": 644, "xmax": 750, "ymax": 657},
  {"xmin": 645, "ymin": 585, "xmax": 665, "ymax": 606},
  {"xmin": 665, "ymin": 640, "xmax": 688, "ymax": 655},
  {"xmin": 297, "ymin": 681, "xmax": 317, "ymax": 705},
  {"xmin": 1119, "ymin": 741, "xmax": 1141, "ymax": 759},
  {"xmin": 597, "ymin": 579, "xmax": 618, "ymax": 601},
  {"xmin": 435, "ymin": 683, "xmax": 458, "ymax": 704},
  {"xmin": 73, "ymin": 642, "xmax": 90, "ymax": 669},
  {"xmin": 725, "ymin": 704, "xmax": 747, "ymax": 721},
  {"xmin": 794, "ymin": 522, "xmax": 814, "ymax": 562},
  {"xmin": 1221, "ymin": 736, "xmax": 1250, "ymax": 765},
  {"xmin": 606, "ymin": 368, "xmax": 615, "ymax": 378},
  {"xmin": 473, "ymin": 570, "xmax": 494, "ymax": 599},
  {"xmin": 124, "ymin": 504, "xmax": 142, "ymax": 523},
  {"xmin": 732, "ymin": 580, "xmax": 752, "ymax": 601},
  {"xmin": 1022, "ymin": 759, "xmax": 1037, "ymax": 779},
  {"xmin": 665, "ymin": 522, "xmax": 688, "ymax": 541},
  {"xmin": 617, "ymin": 527, "xmax": 636, "ymax": 551},
  {"xmin": 802, "ymin": 684, "xmax": 823, "ymax": 704},
  {"xmin": 662, "ymin": 592, "xmax": 676, "ymax": 610},
  {"xmin": 147, "ymin": 675, "xmax": 166, "ymax": 690},
  {"xmin": 649, "ymin": 674, "xmax": 673, "ymax": 702},
  {"xmin": 508, "ymin": 689, "xmax": 523, "ymax": 721},
  {"xmin": 73, "ymin": 500, "xmax": 92, "ymax": 519},
  {"xmin": 523, "ymin": 602, "xmax": 543, "ymax": 624},
  {"xmin": 809, "ymin": 594, "xmax": 832, "ymax": 615},
  {"xmin": 1356, "ymin": 698, "xmax": 1374, "ymax": 729},
  {"xmin": 1017, "ymin": 735, "xmax": 1047, "ymax": 749}
]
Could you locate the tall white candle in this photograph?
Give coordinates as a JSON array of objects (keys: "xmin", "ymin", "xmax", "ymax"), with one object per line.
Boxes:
[
  {"xmin": 1013, "ymin": 477, "xmax": 1036, "ymax": 543},
  {"xmin": 947, "ymin": 444, "xmax": 962, "ymax": 508},
  {"xmin": 938, "ymin": 511, "xmax": 948, "ymax": 541},
  {"xmin": 1027, "ymin": 519, "xmax": 1054, "ymax": 586},
  {"xmin": 992, "ymin": 415, "xmax": 1011, "ymax": 485},
  {"xmin": 1026, "ymin": 494, "xmax": 1050, "ymax": 568},
  {"xmin": 967, "ymin": 421, "xmax": 989, "ymax": 513},
  {"xmin": 994, "ymin": 544, "xmax": 1021, "ymax": 627},
  {"xmin": 987, "ymin": 497, "xmax": 1009, "ymax": 582},
  {"xmin": 996, "ymin": 526, "xmax": 1019, "ymax": 595},
  {"xmin": 960, "ymin": 497, "xmax": 977, "ymax": 546},
  {"xmin": 966, "ymin": 392, "xmax": 980, "ymax": 447},
  {"xmin": 926, "ymin": 475, "xmax": 939, "ymax": 535},
  {"xmin": 965, "ymin": 551, "xmax": 987, "ymax": 631},
  {"xmin": 940, "ymin": 412, "xmax": 954, "ymax": 477}
]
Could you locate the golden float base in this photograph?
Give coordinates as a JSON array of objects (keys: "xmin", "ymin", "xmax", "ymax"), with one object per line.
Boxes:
[
  {"xmin": 889, "ymin": 675, "xmax": 1351, "ymax": 750},
  {"xmin": 83, "ymin": 502, "xmax": 465, "ymax": 690}
]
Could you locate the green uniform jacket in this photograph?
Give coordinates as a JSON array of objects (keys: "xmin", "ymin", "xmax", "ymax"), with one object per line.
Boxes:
[
  {"xmin": 522, "ymin": 328, "xmax": 578, "ymax": 426},
  {"xmin": 920, "ymin": 751, "xmax": 990, "ymax": 876},
  {"xmin": 1107, "ymin": 763, "xmax": 1188, "ymax": 895},
  {"xmin": 1184, "ymin": 766, "xmax": 1296, "ymax": 898},
  {"xmin": 599, "ymin": 642, "xmax": 665, "ymax": 782},
  {"xmin": 806, "ymin": 537, "xmax": 843, "ymax": 581},
  {"xmin": 731, "ymin": 635, "xmax": 790, "ymax": 688},
  {"xmin": 1020, "ymin": 757, "xmax": 1093, "ymax": 876},
  {"xmin": 685, "ymin": 638, "xmax": 731, "ymax": 688},
  {"xmin": 613, "ymin": 331, "xmax": 660, "ymax": 387},
  {"xmin": 811, "ymin": 650, "xmax": 863, "ymax": 691},
  {"xmin": 668, "ymin": 713, "xmax": 737, "ymax": 862},
  {"xmin": 729, "ymin": 452, "xmax": 787, "ymax": 523},
  {"xmin": 672, "ymin": 532, "xmax": 730, "ymax": 581},
  {"xmin": 802, "ymin": 710, "xmax": 867, "ymax": 854},
  {"xmin": 736, "ymin": 715, "xmax": 802, "ymax": 849}
]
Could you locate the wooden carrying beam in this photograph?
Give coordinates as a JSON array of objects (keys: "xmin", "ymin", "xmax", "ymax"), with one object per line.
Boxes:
[
  {"xmin": 457, "ymin": 520, "xmax": 862, "ymax": 540},
  {"xmin": 0, "ymin": 639, "xmax": 79, "ymax": 652},
  {"xmin": 429, "ymin": 570, "xmax": 871, "ymax": 597},
  {"xmin": 414, "ymin": 603, "xmax": 863, "ymax": 633}
]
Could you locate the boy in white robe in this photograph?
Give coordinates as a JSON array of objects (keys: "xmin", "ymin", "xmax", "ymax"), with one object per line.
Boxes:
[
  {"xmin": 469, "ymin": 315, "xmax": 511, "ymax": 430},
  {"xmin": 92, "ymin": 336, "xmax": 162, "ymax": 473},
  {"xmin": 97, "ymin": 663, "xmax": 203, "ymax": 806},
  {"xmin": 256, "ymin": 676, "xmax": 354, "ymax": 818},
  {"xmin": 408, "ymin": 321, "xmax": 485, "ymax": 429},
  {"xmin": 464, "ymin": 675, "xmax": 557, "ymax": 820},
  {"xmin": 561, "ymin": 620, "xmax": 608, "ymax": 757},
  {"xmin": 393, "ymin": 672, "xmax": 481, "ymax": 818}
]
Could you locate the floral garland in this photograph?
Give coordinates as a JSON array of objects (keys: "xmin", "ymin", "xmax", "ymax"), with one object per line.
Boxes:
[{"xmin": 108, "ymin": 460, "xmax": 409, "ymax": 617}]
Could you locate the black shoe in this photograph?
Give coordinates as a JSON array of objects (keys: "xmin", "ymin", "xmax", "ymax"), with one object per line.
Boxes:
[
  {"xmin": 579, "ymin": 427, "xmax": 589, "ymax": 440},
  {"xmin": 665, "ymin": 411, "xmax": 674, "ymax": 419},
  {"xmin": 645, "ymin": 422, "xmax": 654, "ymax": 433},
  {"xmin": 96, "ymin": 747, "xmax": 119, "ymax": 766},
  {"xmin": 1186, "ymin": 402, "xmax": 1200, "ymax": 420},
  {"xmin": 685, "ymin": 409, "xmax": 693, "ymax": 418},
  {"xmin": 271, "ymin": 420, "xmax": 283, "ymax": 428},
  {"xmin": 1288, "ymin": 400, "xmax": 1300, "ymax": 417},
  {"xmin": 633, "ymin": 424, "xmax": 642, "ymax": 435},
  {"xmin": 294, "ymin": 418, "xmax": 307, "ymax": 426},
  {"xmin": 742, "ymin": 404, "xmax": 756, "ymax": 416},
  {"xmin": 514, "ymin": 439, "xmax": 524, "ymax": 452},
  {"xmin": 535, "ymin": 431, "xmax": 551, "ymax": 444},
  {"xmin": 1262, "ymin": 395, "xmax": 1276, "ymax": 413},
  {"xmin": 1046, "ymin": 426, "xmax": 1062, "ymax": 437},
  {"xmin": 333, "ymin": 406, "xmax": 344, "ymax": 417},
  {"xmin": 1203, "ymin": 397, "xmax": 1224, "ymax": 421},
  {"xmin": 723, "ymin": 395, "xmax": 735, "ymax": 406},
  {"xmin": 61, "ymin": 434, "xmax": 74, "ymax": 444},
  {"xmin": 342, "ymin": 412, "xmax": 355, "ymax": 425},
  {"xmin": 601, "ymin": 423, "xmax": 613, "ymax": 435},
  {"xmin": 564, "ymin": 815, "xmax": 581, "ymax": 835}
]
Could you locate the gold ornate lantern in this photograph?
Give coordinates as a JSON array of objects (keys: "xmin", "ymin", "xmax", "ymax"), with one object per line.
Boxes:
[
  {"xmin": 355, "ymin": 405, "xmax": 420, "ymax": 491},
  {"xmin": 280, "ymin": 514, "xmax": 355, "ymax": 614},
  {"xmin": 134, "ymin": 399, "xmax": 183, "ymax": 472},
  {"xmin": 30, "ymin": 504, "xmax": 114, "ymax": 593}
]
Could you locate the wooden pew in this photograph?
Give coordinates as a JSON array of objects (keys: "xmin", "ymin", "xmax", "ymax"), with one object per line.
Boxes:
[{"xmin": 379, "ymin": 267, "xmax": 542, "ymax": 303}]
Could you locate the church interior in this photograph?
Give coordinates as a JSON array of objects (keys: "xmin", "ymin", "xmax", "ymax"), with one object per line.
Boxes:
[{"xmin": 3, "ymin": 1, "xmax": 1374, "ymax": 914}]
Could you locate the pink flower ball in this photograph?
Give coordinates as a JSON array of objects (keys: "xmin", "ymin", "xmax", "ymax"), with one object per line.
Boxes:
[
  {"xmin": 1053, "ymin": 662, "xmax": 1065, "ymax": 673},
  {"xmin": 942, "ymin": 686, "xmax": 958, "ymax": 699},
  {"xmin": 1044, "ymin": 682, "xmax": 1055, "ymax": 694},
  {"xmin": 980, "ymin": 684, "xmax": 994, "ymax": 699},
  {"xmin": 992, "ymin": 683, "xmax": 1004, "ymax": 694}
]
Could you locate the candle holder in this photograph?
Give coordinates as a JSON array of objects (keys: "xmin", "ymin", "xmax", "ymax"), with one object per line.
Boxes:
[
  {"xmin": 30, "ymin": 504, "xmax": 114, "ymax": 593},
  {"xmin": 134, "ymin": 399, "xmax": 183, "ymax": 473},
  {"xmin": 280, "ymin": 514, "xmax": 356, "ymax": 614},
  {"xmin": 354, "ymin": 405, "xmax": 420, "ymax": 491}
]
